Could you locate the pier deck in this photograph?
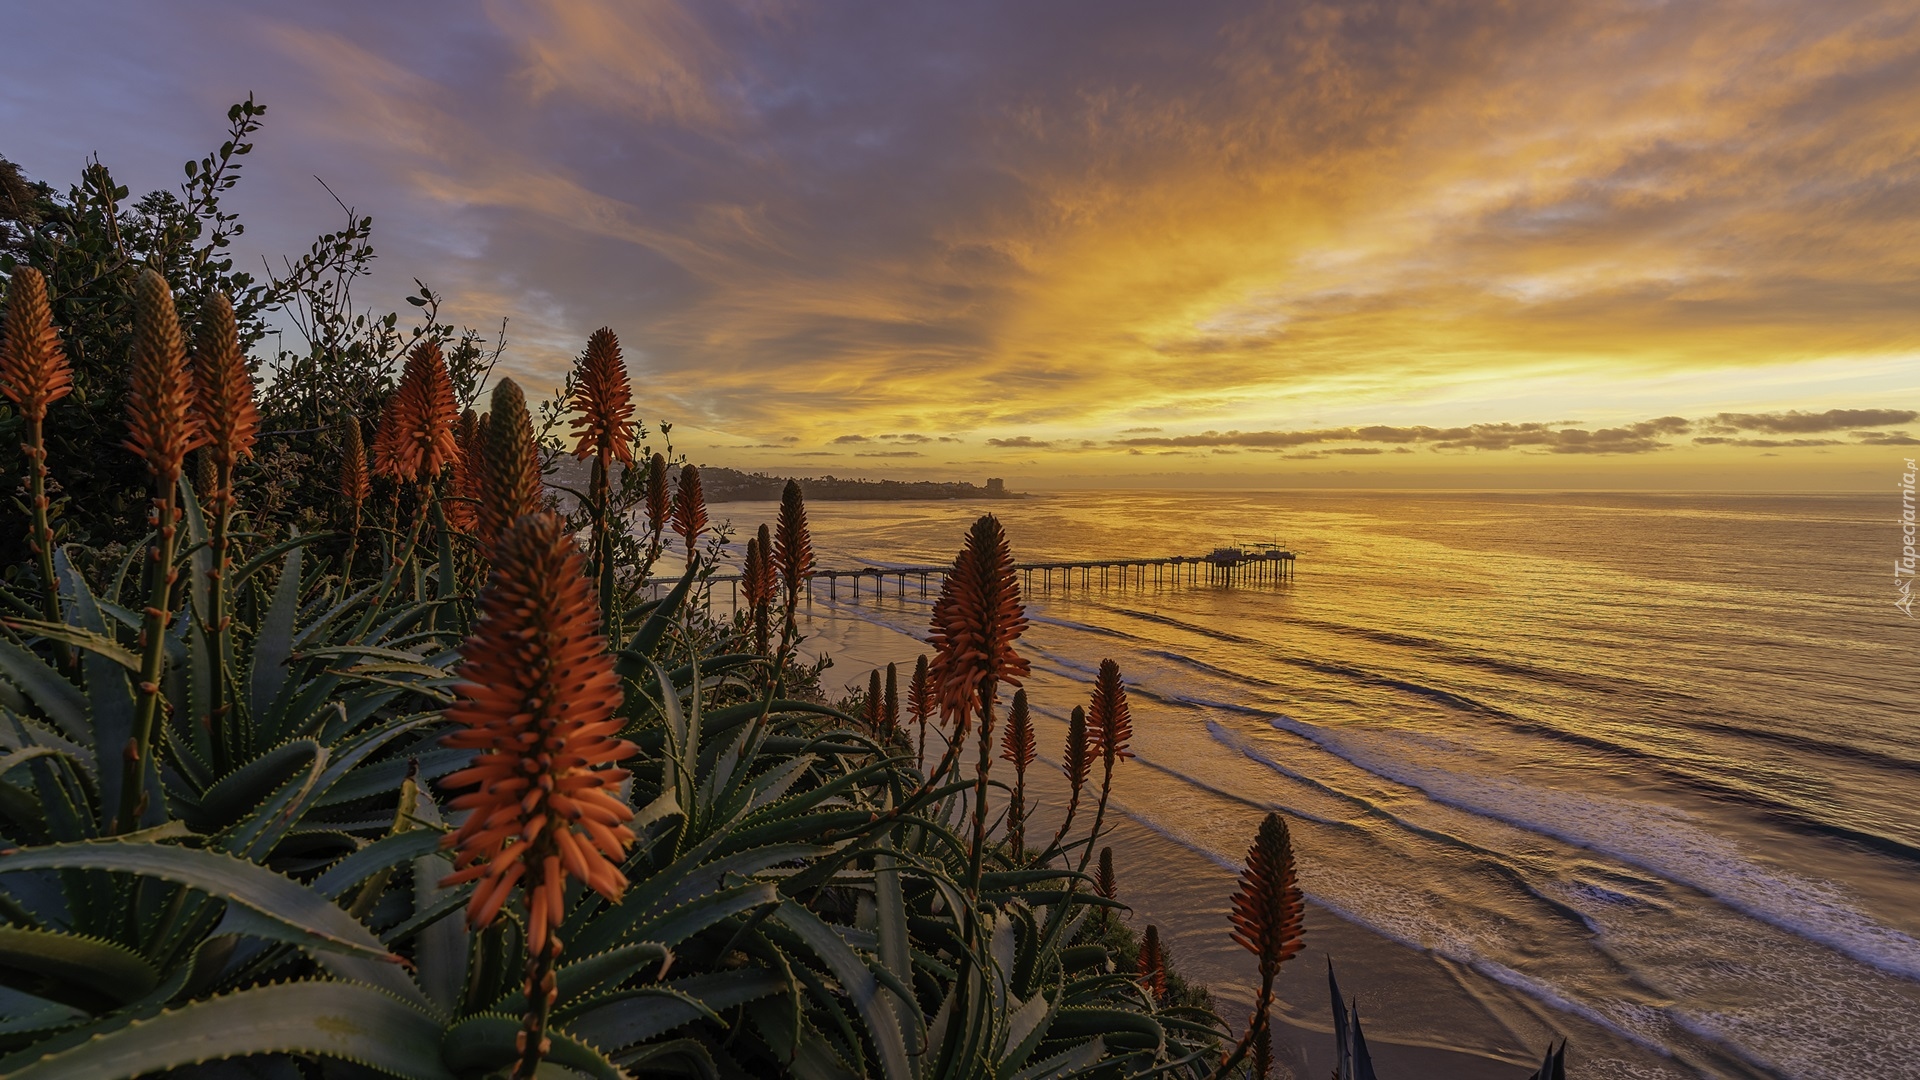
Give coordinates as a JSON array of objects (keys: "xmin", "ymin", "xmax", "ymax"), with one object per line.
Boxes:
[{"xmin": 679, "ymin": 547, "xmax": 1295, "ymax": 603}]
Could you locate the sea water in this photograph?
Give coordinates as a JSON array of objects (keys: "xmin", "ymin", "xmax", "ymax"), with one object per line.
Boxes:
[{"xmin": 697, "ymin": 490, "xmax": 1919, "ymax": 1080}]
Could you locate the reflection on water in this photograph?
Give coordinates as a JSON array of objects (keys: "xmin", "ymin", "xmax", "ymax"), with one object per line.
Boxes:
[{"xmin": 696, "ymin": 490, "xmax": 1919, "ymax": 1080}]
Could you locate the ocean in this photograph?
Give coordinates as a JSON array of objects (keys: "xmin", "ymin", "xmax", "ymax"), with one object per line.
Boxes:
[{"xmin": 701, "ymin": 489, "xmax": 1920, "ymax": 1080}]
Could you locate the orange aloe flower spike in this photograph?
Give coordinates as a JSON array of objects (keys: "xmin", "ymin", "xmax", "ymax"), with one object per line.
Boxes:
[
  {"xmin": 0, "ymin": 266, "xmax": 72, "ymax": 424},
  {"xmin": 568, "ymin": 327, "xmax": 636, "ymax": 466}
]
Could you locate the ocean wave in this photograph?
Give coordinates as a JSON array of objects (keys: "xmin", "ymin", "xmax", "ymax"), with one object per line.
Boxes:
[{"xmin": 1260, "ymin": 713, "xmax": 1920, "ymax": 983}]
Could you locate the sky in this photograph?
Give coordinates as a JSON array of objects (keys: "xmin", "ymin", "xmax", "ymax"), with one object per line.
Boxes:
[{"xmin": 3, "ymin": 0, "xmax": 1918, "ymax": 490}]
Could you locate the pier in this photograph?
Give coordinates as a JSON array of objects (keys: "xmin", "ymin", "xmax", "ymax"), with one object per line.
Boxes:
[{"xmin": 676, "ymin": 544, "xmax": 1295, "ymax": 604}]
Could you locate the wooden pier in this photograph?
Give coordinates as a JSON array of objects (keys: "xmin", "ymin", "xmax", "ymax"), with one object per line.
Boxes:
[{"xmin": 681, "ymin": 544, "xmax": 1295, "ymax": 604}]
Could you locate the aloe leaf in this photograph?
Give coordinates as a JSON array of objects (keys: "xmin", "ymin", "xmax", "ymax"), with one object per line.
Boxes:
[
  {"xmin": 58, "ymin": 548, "xmax": 136, "ymax": 831},
  {"xmin": 220, "ymin": 714, "xmax": 433, "ymax": 861},
  {"xmin": 2, "ymin": 619, "xmax": 139, "ymax": 671},
  {"xmin": 0, "ymin": 842, "xmax": 395, "ymax": 963},
  {"xmin": 179, "ymin": 474, "xmax": 210, "ymax": 625},
  {"xmin": 995, "ymin": 993, "xmax": 1054, "ymax": 1079},
  {"xmin": 0, "ymin": 640, "xmax": 88, "ymax": 746},
  {"xmin": 1009, "ymin": 1035, "xmax": 1103, "ymax": 1080},
  {"xmin": 311, "ymin": 830, "xmax": 445, "ymax": 900},
  {"xmin": 618, "ymin": 562, "xmax": 697, "ymax": 673},
  {"xmin": 0, "ymin": 979, "xmax": 452, "ymax": 1080},
  {"xmin": 1043, "ymin": 1007, "xmax": 1162, "ymax": 1052},
  {"xmin": 569, "ymin": 843, "xmax": 814, "ymax": 958},
  {"xmin": 230, "ymin": 532, "xmax": 336, "ymax": 589},
  {"xmin": 771, "ymin": 901, "xmax": 912, "ymax": 1080},
  {"xmin": 558, "ymin": 986, "xmax": 723, "ymax": 1055},
  {"xmin": 186, "ymin": 739, "xmax": 320, "ymax": 833},
  {"xmin": 248, "ymin": 541, "xmax": 303, "ymax": 735},
  {"xmin": 873, "ymin": 839, "xmax": 918, "ymax": 1055},
  {"xmin": 441, "ymin": 1013, "xmax": 627, "ymax": 1080},
  {"xmin": 630, "ymin": 881, "xmax": 778, "ymax": 951},
  {"xmin": 0, "ymin": 925, "xmax": 160, "ymax": 1008},
  {"xmin": 0, "ymin": 983, "xmax": 87, "ymax": 1037},
  {"xmin": 315, "ymin": 746, "xmax": 470, "ymax": 809},
  {"xmin": 409, "ymin": 786, "xmax": 466, "ymax": 1016},
  {"xmin": 493, "ymin": 941, "xmax": 673, "ymax": 1015}
]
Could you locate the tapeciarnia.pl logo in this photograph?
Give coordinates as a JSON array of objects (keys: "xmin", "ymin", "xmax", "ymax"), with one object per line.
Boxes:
[{"xmin": 1899, "ymin": 458, "xmax": 1916, "ymax": 619}]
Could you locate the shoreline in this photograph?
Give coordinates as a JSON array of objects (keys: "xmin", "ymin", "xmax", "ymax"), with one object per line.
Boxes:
[{"xmin": 794, "ymin": 601, "xmax": 1697, "ymax": 1080}]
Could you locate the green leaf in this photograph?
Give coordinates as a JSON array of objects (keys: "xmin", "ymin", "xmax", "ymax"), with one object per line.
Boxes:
[
  {"xmin": 1, "ymin": 618, "xmax": 139, "ymax": 672},
  {"xmin": 496, "ymin": 942, "xmax": 673, "ymax": 1016},
  {"xmin": 442, "ymin": 1013, "xmax": 627, "ymax": 1080},
  {"xmin": 559, "ymin": 987, "xmax": 724, "ymax": 1055},
  {"xmin": 0, "ymin": 926, "xmax": 159, "ymax": 1008},
  {"xmin": 187, "ymin": 738, "xmax": 320, "ymax": 833},
  {"xmin": 249, "ymin": 540, "xmax": 303, "ymax": 733},
  {"xmin": 0, "ymin": 842, "xmax": 396, "ymax": 963},
  {"xmin": 770, "ymin": 901, "xmax": 912, "ymax": 1080},
  {"xmin": 311, "ymin": 830, "xmax": 445, "ymax": 900},
  {"xmin": 617, "ymin": 563, "xmax": 697, "ymax": 676},
  {"xmin": 0, "ymin": 640, "xmax": 89, "ymax": 745},
  {"xmin": 0, "ymin": 979, "xmax": 453, "ymax": 1080}
]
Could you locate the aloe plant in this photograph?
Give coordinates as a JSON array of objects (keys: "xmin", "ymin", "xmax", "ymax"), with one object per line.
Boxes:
[{"xmin": 0, "ymin": 261, "xmax": 1568, "ymax": 1080}]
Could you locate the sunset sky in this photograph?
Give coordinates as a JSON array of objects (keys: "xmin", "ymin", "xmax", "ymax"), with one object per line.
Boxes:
[{"xmin": 4, "ymin": 0, "xmax": 1917, "ymax": 489}]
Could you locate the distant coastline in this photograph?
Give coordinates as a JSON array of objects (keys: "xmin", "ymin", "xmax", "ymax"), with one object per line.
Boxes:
[{"xmin": 699, "ymin": 465, "xmax": 1024, "ymax": 503}]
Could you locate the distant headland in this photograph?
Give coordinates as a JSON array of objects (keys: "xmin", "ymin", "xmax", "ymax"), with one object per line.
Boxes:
[{"xmin": 699, "ymin": 466, "xmax": 1022, "ymax": 502}]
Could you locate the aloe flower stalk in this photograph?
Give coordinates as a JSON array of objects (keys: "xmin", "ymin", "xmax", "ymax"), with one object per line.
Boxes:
[
  {"xmin": 476, "ymin": 378, "xmax": 542, "ymax": 555},
  {"xmin": 439, "ymin": 509, "xmax": 638, "ymax": 1080},
  {"xmin": 927, "ymin": 513, "xmax": 1030, "ymax": 890},
  {"xmin": 1138, "ymin": 924, "xmax": 1167, "ymax": 1004},
  {"xmin": 119, "ymin": 269, "xmax": 203, "ymax": 832},
  {"xmin": 0, "ymin": 267, "xmax": 74, "ymax": 666},
  {"xmin": 568, "ymin": 328, "xmax": 635, "ymax": 628},
  {"xmin": 1078, "ymin": 658, "xmax": 1132, "ymax": 871},
  {"xmin": 339, "ymin": 415, "xmax": 370, "ymax": 581},
  {"xmin": 371, "ymin": 340, "xmax": 458, "ymax": 489},
  {"xmin": 188, "ymin": 292, "xmax": 258, "ymax": 766},
  {"xmin": 864, "ymin": 669, "xmax": 884, "ymax": 734},
  {"xmin": 643, "ymin": 451, "xmax": 669, "ymax": 576},
  {"xmin": 360, "ymin": 341, "xmax": 457, "ymax": 630},
  {"xmin": 908, "ymin": 654, "xmax": 932, "ymax": 772},
  {"xmin": 883, "ymin": 661, "xmax": 900, "ymax": 741},
  {"xmin": 446, "ymin": 408, "xmax": 480, "ymax": 534},
  {"xmin": 1000, "ymin": 688, "xmax": 1036, "ymax": 855},
  {"xmin": 670, "ymin": 463, "xmax": 707, "ymax": 572},
  {"xmin": 741, "ymin": 524, "xmax": 775, "ymax": 657},
  {"xmin": 1224, "ymin": 812, "xmax": 1305, "ymax": 1078},
  {"xmin": 1096, "ymin": 845, "xmax": 1116, "ymax": 900},
  {"xmin": 1048, "ymin": 705, "xmax": 1093, "ymax": 853},
  {"xmin": 772, "ymin": 479, "xmax": 813, "ymax": 687}
]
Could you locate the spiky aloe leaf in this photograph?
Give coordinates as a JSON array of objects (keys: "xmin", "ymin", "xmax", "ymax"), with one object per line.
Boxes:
[
  {"xmin": 0, "ymin": 640, "xmax": 89, "ymax": 746},
  {"xmin": 186, "ymin": 738, "xmax": 320, "ymax": 833},
  {"xmin": 0, "ymin": 926, "xmax": 159, "ymax": 1008},
  {"xmin": 995, "ymin": 992, "xmax": 1053, "ymax": 1080},
  {"xmin": 0, "ymin": 979, "xmax": 452, "ymax": 1080},
  {"xmin": 310, "ymin": 830, "xmax": 445, "ymax": 900},
  {"xmin": 617, "ymin": 562, "xmax": 697, "ymax": 675},
  {"xmin": 0, "ymin": 842, "xmax": 395, "ymax": 963},
  {"xmin": 873, "ymin": 839, "xmax": 917, "ymax": 1056},
  {"xmin": 770, "ymin": 900, "xmax": 913, "ymax": 1080},
  {"xmin": 560, "ymin": 968, "xmax": 786, "ymax": 1051},
  {"xmin": 2, "ymin": 619, "xmax": 140, "ymax": 672},
  {"xmin": 248, "ymin": 542, "xmax": 303, "ymax": 737},
  {"xmin": 0, "ymin": 984, "xmax": 87, "ymax": 1037},
  {"xmin": 441, "ymin": 1013, "xmax": 627, "ymax": 1080},
  {"xmin": 555, "ymin": 987, "xmax": 722, "ymax": 1055},
  {"xmin": 1042, "ymin": 1007, "xmax": 1163, "ymax": 1052},
  {"xmin": 1009, "ymin": 1035, "xmax": 1104, "ymax": 1080}
]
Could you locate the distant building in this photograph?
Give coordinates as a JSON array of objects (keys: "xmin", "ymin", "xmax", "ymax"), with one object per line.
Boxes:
[{"xmin": 985, "ymin": 477, "xmax": 1006, "ymax": 496}]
